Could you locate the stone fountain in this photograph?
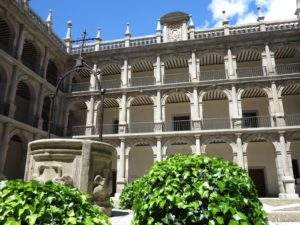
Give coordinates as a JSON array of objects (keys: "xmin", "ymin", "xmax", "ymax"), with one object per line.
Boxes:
[{"xmin": 24, "ymin": 139, "xmax": 116, "ymax": 215}]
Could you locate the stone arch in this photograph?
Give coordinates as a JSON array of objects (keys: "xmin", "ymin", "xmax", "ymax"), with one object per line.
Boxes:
[
  {"xmin": 163, "ymin": 136, "xmax": 194, "ymax": 157},
  {"xmin": 3, "ymin": 133, "xmax": 28, "ymax": 180},
  {"xmin": 238, "ymin": 86, "xmax": 272, "ymax": 128},
  {"xmin": 163, "ymin": 55, "xmax": 190, "ymax": 84},
  {"xmin": 126, "ymin": 139, "xmax": 156, "ymax": 182},
  {"xmin": 198, "ymin": 52, "xmax": 224, "ymax": 66},
  {"xmin": 21, "ymin": 39, "xmax": 42, "ymax": 74},
  {"xmin": 244, "ymin": 133, "xmax": 279, "ymax": 197},
  {"xmin": 127, "ymin": 95, "xmax": 154, "ymax": 133},
  {"xmin": 46, "ymin": 60, "xmax": 59, "ymax": 87},
  {"xmin": 14, "ymin": 80, "xmax": 37, "ymax": 125},
  {"xmin": 0, "ymin": 16, "xmax": 16, "ymax": 55},
  {"xmin": 66, "ymin": 101, "xmax": 88, "ymax": 136},
  {"xmin": 200, "ymin": 89, "xmax": 231, "ymax": 130},
  {"xmin": 97, "ymin": 98, "xmax": 120, "ymax": 134},
  {"xmin": 162, "ymin": 91, "xmax": 192, "ymax": 105}
]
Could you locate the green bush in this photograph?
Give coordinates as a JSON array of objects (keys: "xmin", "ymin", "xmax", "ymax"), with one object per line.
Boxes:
[
  {"xmin": 0, "ymin": 180, "xmax": 110, "ymax": 225},
  {"xmin": 132, "ymin": 154, "xmax": 267, "ymax": 225},
  {"xmin": 120, "ymin": 177, "xmax": 146, "ymax": 209}
]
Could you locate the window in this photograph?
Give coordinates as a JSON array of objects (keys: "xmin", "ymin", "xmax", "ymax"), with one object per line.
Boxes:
[
  {"xmin": 242, "ymin": 111, "xmax": 258, "ymax": 128},
  {"xmin": 173, "ymin": 116, "xmax": 190, "ymax": 131},
  {"xmin": 113, "ymin": 119, "xmax": 119, "ymax": 134},
  {"xmin": 292, "ymin": 159, "xmax": 299, "ymax": 179}
]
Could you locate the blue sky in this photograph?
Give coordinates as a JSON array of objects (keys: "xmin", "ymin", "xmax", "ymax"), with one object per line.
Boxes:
[{"xmin": 30, "ymin": 0, "xmax": 296, "ymax": 41}]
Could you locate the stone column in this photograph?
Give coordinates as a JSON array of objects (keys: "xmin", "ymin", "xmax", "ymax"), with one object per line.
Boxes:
[
  {"xmin": 224, "ymin": 49, "xmax": 237, "ymax": 79},
  {"xmin": 121, "ymin": 60, "xmax": 131, "ymax": 88},
  {"xmin": 233, "ymin": 134, "xmax": 246, "ymax": 169},
  {"xmin": 7, "ymin": 66, "xmax": 19, "ymax": 118},
  {"xmin": 191, "ymin": 87, "xmax": 201, "ymax": 130},
  {"xmin": 188, "ymin": 52, "xmax": 200, "ymax": 82},
  {"xmin": 154, "ymin": 90, "xmax": 163, "ymax": 132},
  {"xmin": 14, "ymin": 24, "xmax": 25, "ymax": 59},
  {"xmin": 156, "ymin": 136, "xmax": 163, "ymax": 161},
  {"xmin": 90, "ymin": 64, "xmax": 97, "ymax": 91},
  {"xmin": 274, "ymin": 133, "xmax": 298, "ymax": 199},
  {"xmin": 116, "ymin": 138, "xmax": 126, "ymax": 194},
  {"xmin": 153, "ymin": 56, "xmax": 165, "ymax": 85},
  {"xmin": 261, "ymin": 44, "xmax": 276, "ymax": 76},
  {"xmin": 0, "ymin": 123, "xmax": 11, "ymax": 173},
  {"xmin": 195, "ymin": 135, "xmax": 201, "ymax": 155},
  {"xmin": 118, "ymin": 93, "xmax": 127, "ymax": 133},
  {"xmin": 41, "ymin": 48, "xmax": 49, "ymax": 78},
  {"xmin": 230, "ymin": 85, "xmax": 242, "ymax": 128},
  {"xmin": 270, "ymin": 82, "xmax": 285, "ymax": 126},
  {"xmin": 36, "ymin": 84, "xmax": 45, "ymax": 129},
  {"xmin": 85, "ymin": 97, "xmax": 95, "ymax": 135}
]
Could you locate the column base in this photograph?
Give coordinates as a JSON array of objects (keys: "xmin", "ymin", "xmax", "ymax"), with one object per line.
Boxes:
[{"xmin": 279, "ymin": 193, "xmax": 299, "ymax": 199}]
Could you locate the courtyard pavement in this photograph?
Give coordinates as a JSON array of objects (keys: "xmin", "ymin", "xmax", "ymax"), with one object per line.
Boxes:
[{"xmin": 111, "ymin": 199, "xmax": 300, "ymax": 225}]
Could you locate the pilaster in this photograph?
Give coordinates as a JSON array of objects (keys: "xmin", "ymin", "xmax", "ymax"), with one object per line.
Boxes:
[
  {"xmin": 224, "ymin": 49, "xmax": 237, "ymax": 79},
  {"xmin": 191, "ymin": 87, "xmax": 201, "ymax": 130},
  {"xmin": 85, "ymin": 97, "xmax": 95, "ymax": 135},
  {"xmin": 121, "ymin": 59, "xmax": 130, "ymax": 88},
  {"xmin": 188, "ymin": 52, "xmax": 200, "ymax": 82},
  {"xmin": 154, "ymin": 56, "xmax": 164, "ymax": 85},
  {"xmin": 195, "ymin": 135, "xmax": 201, "ymax": 154},
  {"xmin": 154, "ymin": 90, "xmax": 164, "ymax": 132},
  {"xmin": 156, "ymin": 136, "xmax": 163, "ymax": 161},
  {"xmin": 261, "ymin": 44, "xmax": 276, "ymax": 76},
  {"xmin": 118, "ymin": 93, "xmax": 127, "ymax": 133}
]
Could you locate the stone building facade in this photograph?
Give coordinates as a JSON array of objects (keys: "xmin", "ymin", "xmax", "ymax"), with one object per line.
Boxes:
[{"xmin": 1, "ymin": 0, "xmax": 300, "ymax": 198}]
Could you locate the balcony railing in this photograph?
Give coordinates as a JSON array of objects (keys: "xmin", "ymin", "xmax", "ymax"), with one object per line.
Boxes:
[
  {"xmin": 71, "ymin": 82, "xmax": 90, "ymax": 92},
  {"xmin": 202, "ymin": 118, "xmax": 231, "ymax": 130},
  {"xmin": 285, "ymin": 114, "xmax": 300, "ymax": 126},
  {"xmin": 276, "ymin": 63, "xmax": 300, "ymax": 75},
  {"xmin": 164, "ymin": 73, "xmax": 190, "ymax": 84},
  {"xmin": 69, "ymin": 125, "xmax": 94, "ymax": 136},
  {"xmin": 102, "ymin": 124, "xmax": 119, "ymax": 134},
  {"xmin": 237, "ymin": 66, "xmax": 264, "ymax": 78},
  {"xmin": 130, "ymin": 76, "xmax": 155, "ymax": 87},
  {"xmin": 166, "ymin": 120, "xmax": 191, "ymax": 131},
  {"xmin": 200, "ymin": 69, "xmax": 226, "ymax": 81},
  {"xmin": 129, "ymin": 122, "xmax": 154, "ymax": 133},
  {"xmin": 241, "ymin": 116, "xmax": 272, "ymax": 128},
  {"xmin": 101, "ymin": 79, "xmax": 120, "ymax": 89}
]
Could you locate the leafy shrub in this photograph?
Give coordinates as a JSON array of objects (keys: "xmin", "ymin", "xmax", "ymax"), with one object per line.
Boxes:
[
  {"xmin": 120, "ymin": 177, "xmax": 146, "ymax": 209},
  {"xmin": 0, "ymin": 180, "xmax": 110, "ymax": 225},
  {"xmin": 132, "ymin": 154, "xmax": 267, "ymax": 225}
]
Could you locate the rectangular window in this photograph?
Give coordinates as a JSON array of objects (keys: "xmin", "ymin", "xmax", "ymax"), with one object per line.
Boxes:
[
  {"xmin": 242, "ymin": 111, "xmax": 258, "ymax": 128},
  {"xmin": 292, "ymin": 159, "xmax": 299, "ymax": 179},
  {"xmin": 173, "ymin": 116, "xmax": 190, "ymax": 131}
]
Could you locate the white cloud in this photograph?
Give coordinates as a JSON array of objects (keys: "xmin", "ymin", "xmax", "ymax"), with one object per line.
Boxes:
[{"xmin": 208, "ymin": 0, "xmax": 297, "ymax": 27}]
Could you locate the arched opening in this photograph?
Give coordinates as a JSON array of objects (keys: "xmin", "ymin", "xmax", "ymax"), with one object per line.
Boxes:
[
  {"xmin": 100, "ymin": 98, "xmax": 119, "ymax": 134},
  {"xmin": 241, "ymin": 88, "xmax": 271, "ymax": 128},
  {"xmin": 129, "ymin": 96, "xmax": 154, "ymax": 133},
  {"xmin": 202, "ymin": 90, "xmax": 230, "ymax": 130},
  {"xmin": 165, "ymin": 92, "xmax": 191, "ymax": 131},
  {"xmin": 0, "ymin": 17, "xmax": 14, "ymax": 55},
  {"xmin": 21, "ymin": 40, "xmax": 41, "ymax": 74},
  {"xmin": 165, "ymin": 139, "xmax": 193, "ymax": 157},
  {"xmin": 14, "ymin": 81, "xmax": 32, "ymax": 125},
  {"xmin": 46, "ymin": 60, "xmax": 59, "ymax": 87},
  {"xmin": 100, "ymin": 64, "xmax": 121, "ymax": 89},
  {"xmin": 236, "ymin": 49, "xmax": 263, "ymax": 78},
  {"xmin": 199, "ymin": 53, "xmax": 226, "ymax": 81},
  {"xmin": 205, "ymin": 141, "xmax": 233, "ymax": 162},
  {"xmin": 3, "ymin": 135, "xmax": 27, "ymax": 179},
  {"xmin": 128, "ymin": 143, "xmax": 154, "ymax": 182},
  {"xmin": 164, "ymin": 57, "xmax": 189, "ymax": 84},
  {"xmin": 274, "ymin": 47, "xmax": 300, "ymax": 75},
  {"xmin": 42, "ymin": 96, "xmax": 51, "ymax": 131},
  {"xmin": 67, "ymin": 102, "xmax": 87, "ymax": 136},
  {"xmin": 131, "ymin": 60, "xmax": 154, "ymax": 87},
  {"xmin": 281, "ymin": 84, "xmax": 300, "ymax": 126},
  {"xmin": 246, "ymin": 139, "xmax": 278, "ymax": 197},
  {"xmin": 0, "ymin": 65, "xmax": 7, "ymax": 114}
]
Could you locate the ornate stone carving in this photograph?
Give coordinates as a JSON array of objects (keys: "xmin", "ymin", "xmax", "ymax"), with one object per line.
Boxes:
[{"xmin": 167, "ymin": 24, "xmax": 182, "ymax": 41}]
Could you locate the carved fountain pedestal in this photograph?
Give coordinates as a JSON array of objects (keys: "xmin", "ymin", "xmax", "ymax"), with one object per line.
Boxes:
[{"xmin": 24, "ymin": 139, "xmax": 116, "ymax": 215}]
